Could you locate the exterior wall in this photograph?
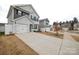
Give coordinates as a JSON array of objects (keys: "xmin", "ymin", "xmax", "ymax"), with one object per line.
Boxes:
[
  {"xmin": 44, "ymin": 20, "xmax": 49, "ymax": 26},
  {"xmin": 5, "ymin": 24, "xmax": 12, "ymax": 35},
  {"xmin": 40, "ymin": 27, "xmax": 51, "ymax": 32},
  {"xmin": 39, "ymin": 20, "xmax": 49, "ymax": 28},
  {"xmin": 39, "ymin": 21, "xmax": 44, "ymax": 28},
  {"xmin": 62, "ymin": 28, "xmax": 68, "ymax": 31},
  {"xmin": 5, "ymin": 15, "xmax": 32, "ymax": 35},
  {"xmin": 61, "ymin": 23, "xmax": 70, "ymax": 28},
  {"xmin": 8, "ymin": 7, "xmax": 14, "ymax": 24},
  {"xmin": 20, "ymin": 5, "xmax": 39, "ymax": 18},
  {"xmin": 14, "ymin": 8, "xmax": 29, "ymax": 19},
  {"xmin": 15, "ymin": 16, "xmax": 31, "ymax": 32},
  {"xmin": 20, "ymin": 5, "xmax": 39, "ymax": 25},
  {"xmin": 15, "ymin": 15, "xmax": 32, "ymax": 24},
  {"xmin": 0, "ymin": 24, "xmax": 5, "ymax": 32}
]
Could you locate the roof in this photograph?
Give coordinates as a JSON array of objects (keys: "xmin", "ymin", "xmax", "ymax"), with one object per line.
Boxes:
[
  {"xmin": 7, "ymin": 4, "xmax": 40, "ymax": 18},
  {"xmin": 39, "ymin": 18, "xmax": 49, "ymax": 22}
]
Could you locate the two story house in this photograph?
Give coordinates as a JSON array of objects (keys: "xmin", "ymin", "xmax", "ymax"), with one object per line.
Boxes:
[
  {"xmin": 5, "ymin": 4, "xmax": 39, "ymax": 35},
  {"xmin": 39, "ymin": 18, "xmax": 51, "ymax": 32}
]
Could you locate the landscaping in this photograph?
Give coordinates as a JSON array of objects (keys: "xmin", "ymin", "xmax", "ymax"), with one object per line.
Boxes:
[
  {"xmin": 71, "ymin": 35, "xmax": 79, "ymax": 42},
  {"xmin": 38, "ymin": 32, "xmax": 64, "ymax": 39},
  {"xmin": 0, "ymin": 35, "xmax": 38, "ymax": 55}
]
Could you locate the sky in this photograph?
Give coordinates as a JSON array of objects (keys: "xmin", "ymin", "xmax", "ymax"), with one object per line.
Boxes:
[{"xmin": 0, "ymin": 0, "xmax": 79, "ymax": 24}]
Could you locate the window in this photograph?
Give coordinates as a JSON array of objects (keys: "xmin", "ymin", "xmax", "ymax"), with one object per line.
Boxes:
[
  {"xmin": 31, "ymin": 15, "xmax": 37, "ymax": 21},
  {"xmin": 18, "ymin": 10, "xmax": 22, "ymax": 16},
  {"xmin": 16, "ymin": 9, "xmax": 18, "ymax": 14},
  {"xmin": 34, "ymin": 17, "xmax": 36, "ymax": 21},
  {"xmin": 46, "ymin": 22, "xmax": 48, "ymax": 25}
]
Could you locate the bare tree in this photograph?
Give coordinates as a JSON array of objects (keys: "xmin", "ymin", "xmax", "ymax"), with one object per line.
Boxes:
[{"xmin": 53, "ymin": 22, "xmax": 61, "ymax": 36}]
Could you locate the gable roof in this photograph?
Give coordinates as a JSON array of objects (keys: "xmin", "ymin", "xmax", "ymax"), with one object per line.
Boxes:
[
  {"xmin": 39, "ymin": 18, "xmax": 49, "ymax": 22},
  {"xmin": 7, "ymin": 4, "xmax": 39, "ymax": 18}
]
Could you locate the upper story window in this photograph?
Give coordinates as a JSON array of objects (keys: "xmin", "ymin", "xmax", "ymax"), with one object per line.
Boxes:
[
  {"xmin": 31, "ymin": 15, "xmax": 38, "ymax": 21},
  {"xmin": 45, "ymin": 20, "xmax": 49, "ymax": 25},
  {"xmin": 18, "ymin": 10, "xmax": 22, "ymax": 16},
  {"xmin": 15, "ymin": 9, "xmax": 22, "ymax": 16},
  {"xmin": 16, "ymin": 9, "xmax": 18, "ymax": 14},
  {"xmin": 46, "ymin": 22, "xmax": 48, "ymax": 25},
  {"xmin": 34, "ymin": 16, "xmax": 36, "ymax": 21}
]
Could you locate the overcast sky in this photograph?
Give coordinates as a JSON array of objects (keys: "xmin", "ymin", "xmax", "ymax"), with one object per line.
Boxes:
[{"xmin": 0, "ymin": 0, "xmax": 79, "ymax": 24}]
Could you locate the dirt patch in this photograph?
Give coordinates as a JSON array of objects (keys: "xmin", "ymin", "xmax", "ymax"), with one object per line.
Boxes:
[
  {"xmin": 71, "ymin": 35, "xmax": 79, "ymax": 42},
  {"xmin": 0, "ymin": 35, "xmax": 38, "ymax": 55},
  {"xmin": 38, "ymin": 32, "xmax": 64, "ymax": 39}
]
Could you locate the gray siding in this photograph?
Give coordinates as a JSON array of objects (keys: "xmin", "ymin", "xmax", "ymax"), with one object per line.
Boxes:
[
  {"xmin": 15, "ymin": 15, "xmax": 32, "ymax": 24},
  {"xmin": 0, "ymin": 24, "xmax": 5, "ymax": 32},
  {"xmin": 39, "ymin": 20, "xmax": 49, "ymax": 28}
]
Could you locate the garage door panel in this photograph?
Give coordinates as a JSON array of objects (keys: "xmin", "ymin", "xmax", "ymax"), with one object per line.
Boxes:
[{"xmin": 16, "ymin": 24, "xmax": 28, "ymax": 33}]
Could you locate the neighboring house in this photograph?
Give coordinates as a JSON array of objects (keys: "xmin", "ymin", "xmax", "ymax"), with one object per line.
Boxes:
[
  {"xmin": 5, "ymin": 4, "xmax": 39, "ymax": 35},
  {"xmin": 39, "ymin": 18, "xmax": 51, "ymax": 32},
  {"xmin": 60, "ymin": 23, "xmax": 70, "ymax": 31},
  {"xmin": 74, "ymin": 22, "xmax": 79, "ymax": 30},
  {"xmin": 59, "ymin": 22, "xmax": 79, "ymax": 31}
]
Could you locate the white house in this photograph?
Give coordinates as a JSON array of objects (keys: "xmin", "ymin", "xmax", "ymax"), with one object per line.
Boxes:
[
  {"xmin": 39, "ymin": 18, "xmax": 51, "ymax": 32},
  {"xmin": 4, "ymin": 4, "xmax": 39, "ymax": 35}
]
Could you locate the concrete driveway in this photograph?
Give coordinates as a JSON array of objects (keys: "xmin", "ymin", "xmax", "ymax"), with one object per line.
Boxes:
[
  {"xmin": 15, "ymin": 32, "xmax": 79, "ymax": 55},
  {"xmin": 16, "ymin": 32, "xmax": 62, "ymax": 55}
]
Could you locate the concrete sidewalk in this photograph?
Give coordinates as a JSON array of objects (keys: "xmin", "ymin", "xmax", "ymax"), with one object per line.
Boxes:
[{"xmin": 60, "ymin": 32, "xmax": 79, "ymax": 55}]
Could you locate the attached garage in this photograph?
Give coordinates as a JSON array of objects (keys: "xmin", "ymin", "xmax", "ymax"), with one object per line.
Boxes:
[
  {"xmin": 16, "ymin": 24, "xmax": 29, "ymax": 33},
  {"xmin": 5, "ymin": 24, "xmax": 29, "ymax": 35}
]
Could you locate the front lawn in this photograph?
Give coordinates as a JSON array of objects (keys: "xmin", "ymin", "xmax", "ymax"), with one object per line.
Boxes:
[
  {"xmin": 0, "ymin": 35, "xmax": 38, "ymax": 55},
  {"xmin": 71, "ymin": 35, "xmax": 79, "ymax": 42}
]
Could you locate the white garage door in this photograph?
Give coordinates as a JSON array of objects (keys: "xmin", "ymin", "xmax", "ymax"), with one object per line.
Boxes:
[
  {"xmin": 40, "ymin": 28, "xmax": 50, "ymax": 32},
  {"xmin": 46, "ymin": 28, "xmax": 50, "ymax": 31},
  {"xmin": 16, "ymin": 24, "xmax": 29, "ymax": 33}
]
